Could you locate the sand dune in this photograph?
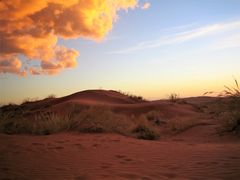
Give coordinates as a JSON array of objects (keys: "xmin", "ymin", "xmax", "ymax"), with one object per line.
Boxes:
[{"xmin": 1, "ymin": 90, "xmax": 240, "ymax": 179}]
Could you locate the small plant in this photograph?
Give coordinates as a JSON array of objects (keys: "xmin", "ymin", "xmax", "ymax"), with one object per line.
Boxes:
[
  {"xmin": 167, "ymin": 118, "xmax": 200, "ymax": 134},
  {"xmin": 145, "ymin": 110, "xmax": 165, "ymax": 125},
  {"xmin": 219, "ymin": 111, "xmax": 240, "ymax": 135},
  {"xmin": 132, "ymin": 124, "xmax": 159, "ymax": 140},
  {"xmin": 219, "ymin": 79, "xmax": 240, "ymax": 98},
  {"xmin": 21, "ymin": 97, "xmax": 39, "ymax": 105},
  {"xmin": 132, "ymin": 116, "xmax": 159, "ymax": 140},
  {"xmin": 47, "ymin": 94, "xmax": 56, "ymax": 99},
  {"xmin": 169, "ymin": 93, "xmax": 179, "ymax": 103},
  {"xmin": 118, "ymin": 90, "xmax": 146, "ymax": 102}
]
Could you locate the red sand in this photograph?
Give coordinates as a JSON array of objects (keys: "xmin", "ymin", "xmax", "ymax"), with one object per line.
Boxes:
[
  {"xmin": 1, "ymin": 90, "xmax": 240, "ymax": 179},
  {"xmin": 1, "ymin": 133, "xmax": 240, "ymax": 179}
]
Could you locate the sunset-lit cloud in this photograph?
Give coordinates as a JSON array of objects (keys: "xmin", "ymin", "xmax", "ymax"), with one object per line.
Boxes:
[
  {"xmin": 0, "ymin": 55, "xmax": 26, "ymax": 76},
  {"xmin": 141, "ymin": 2, "xmax": 150, "ymax": 10},
  {"xmin": 0, "ymin": 0, "xmax": 138, "ymax": 76},
  {"xmin": 109, "ymin": 20, "xmax": 240, "ymax": 54}
]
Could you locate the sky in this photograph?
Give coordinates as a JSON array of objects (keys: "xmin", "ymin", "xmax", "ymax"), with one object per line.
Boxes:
[{"xmin": 1, "ymin": 0, "xmax": 240, "ymax": 104}]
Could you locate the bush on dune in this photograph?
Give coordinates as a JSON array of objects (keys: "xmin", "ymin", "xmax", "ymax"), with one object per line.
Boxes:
[
  {"xmin": 0, "ymin": 104, "xmax": 162, "ymax": 140},
  {"xmin": 205, "ymin": 78, "xmax": 240, "ymax": 135},
  {"xmin": 131, "ymin": 116, "xmax": 160, "ymax": 140},
  {"xmin": 73, "ymin": 106, "xmax": 134, "ymax": 135}
]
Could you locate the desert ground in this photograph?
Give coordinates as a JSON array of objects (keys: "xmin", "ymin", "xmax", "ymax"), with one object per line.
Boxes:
[{"xmin": 1, "ymin": 90, "xmax": 240, "ymax": 179}]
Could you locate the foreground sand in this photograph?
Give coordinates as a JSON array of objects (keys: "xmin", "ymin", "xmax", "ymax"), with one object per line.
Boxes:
[{"xmin": 1, "ymin": 133, "xmax": 240, "ymax": 179}]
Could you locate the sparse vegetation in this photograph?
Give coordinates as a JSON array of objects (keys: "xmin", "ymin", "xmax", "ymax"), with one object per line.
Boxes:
[
  {"xmin": 167, "ymin": 118, "xmax": 200, "ymax": 134},
  {"xmin": 219, "ymin": 79, "xmax": 240, "ymax": 98},
  {"xmin": 219, "ymin": 112, "xmax": 240, "ymax": 135},
  {"xmin": 205, "ymin": 78, "xmax": 240, "ymax": 135},
  {"xmin": 169, "ymin": 93, "xmax": 179, "ymax": 103},
  {"xmin": 46, "ymin": 94, "xmax": 57, "ymax": 99},
  {"xmin": 144, "ymin": 110, "xmax": 165, "ymax": 125},
  {"xmin": 132, "ymin": 116, "xmax": 160, "ymax": 140},
  {"xmin": 118, "ymin": 90, "xmax": 146, "ymax": 102},
  {"xmin": 0, "ymin": 110, "xmax": 73, "ymax": 135},
  {"xmin": 73, "ymin": 106, "xmax": 134, "ymax": 135},
  {"xmin": 21, "ymin": 97, "xmax": 39, "ymax": 105},
  {"xmin": 0, "ymin": 104, "xmax": 162, "ymax": 140}
]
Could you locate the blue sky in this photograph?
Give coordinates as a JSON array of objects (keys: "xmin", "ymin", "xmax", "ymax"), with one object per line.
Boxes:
[{"xmin": 1, "ymin": 0, "xmax": 240, "ymax": 104}]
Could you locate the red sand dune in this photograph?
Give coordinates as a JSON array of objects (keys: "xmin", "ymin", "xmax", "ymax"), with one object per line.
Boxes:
[{"xmin": 1, "ymin": 90, "xmax": 240, "ymax": 179}]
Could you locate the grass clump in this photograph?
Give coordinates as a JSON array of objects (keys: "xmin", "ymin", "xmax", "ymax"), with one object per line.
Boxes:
[
  {"xmin": 118, "ymin": 90, "xmax": 146, "ymax": 102},
  {"xmin": 74, "ymin": 106, "xmax": 133, "ymax": 135},
  {"xmin": 169, "ymin": 93, "xmax": 180, "ymax": 103},
  {"xmin": 204, "ymin": 78, "xmax": 240, "ymax": 136},
  {"xmin": 132, "ymin": 116, "xmax": 159, "ymax": 140},
  {"xmin": 31, "ymin": 111, "xmax": 74, "ymax": 135},
  {"xmin": 144, "ymin": 110, "xmax": 166, "ymax": 125},
  {"xmin": 46, "ymin": 94, "xmax": 56, "ymax": 99},
  {"xmin": 0, "ymin": 110, "xmax": 74, "ymax": 135},
  {"xmin": 167, "ymin": 118, "xmax": 199, "ymax": 134},
  {"xmin": 219, "ymin": 111, "xmax": 240, "ymax": 135}
]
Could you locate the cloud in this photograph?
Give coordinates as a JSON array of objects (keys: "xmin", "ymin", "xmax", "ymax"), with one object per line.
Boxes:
[
  {"xmin": 109, "ymin": 20, "xmax": 240, "ymax": 54},
  {"xmin": 0, "ymin": 55, "xmax": 26, "ymax": 76},
  {"xmin": 141, "ymin": 2, "xmax": 150, "ymax": 10},
  {"xmin": 0, "ymin": 0, "xmax": 138, "ymax": 76}
]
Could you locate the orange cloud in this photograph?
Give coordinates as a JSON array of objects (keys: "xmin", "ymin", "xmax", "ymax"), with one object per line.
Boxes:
[
  {"xmin": 0, "ymin": 55, "xmax": 26, "ymax": 76},
  {"xmin": 0, "ymin": 0, "xmax": 137, "ymax": 76},
  {"xmin": 141, "ymin": 2, "xmax": 150, "ymax": 10}
]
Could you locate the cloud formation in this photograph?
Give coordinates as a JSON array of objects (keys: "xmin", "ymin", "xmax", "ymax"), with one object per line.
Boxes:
[
  {"xmin": 0, "ymin": 0, "xmax": 137, "ymax": 76},
  {"xmin": 109, "ymin": 20, "xmax": 240, "ymax": 54},
  {"xmin": 141, "ymin": 2, "xmax": 150, "ymax": 10}
]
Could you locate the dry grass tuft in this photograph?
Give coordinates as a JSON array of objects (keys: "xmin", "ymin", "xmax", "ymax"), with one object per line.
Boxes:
[
  {"xmin": 118, "ymin": 90, "xmax": 146, "ymax": 102},
  {"xmin": 73, "ymin": 106, "xmax": 134, "ymax": 135},
  {"xmin": 204, "ymin": 78, "xmax": 240, "ymax": 135},
  {"xmin": 131, "ymin": 116, "xmax": 160, "ymax": 140},
  {"xmin": 169, "ymin": 93, "xmax": 180, "ymax": 103},
  {"xmin": 167, "ymin": 118, "xmax": 200, "ymax": 134}
]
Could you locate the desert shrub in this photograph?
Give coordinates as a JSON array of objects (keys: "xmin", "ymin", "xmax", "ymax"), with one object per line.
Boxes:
[
  {"xmin": 31, "ymin": 110, "xmax": 74, "ymax": 135},
  {"xmin": 167, "ymin": 118, "xmax": 199, "ymax": 134},
  {"xmin": 0, "ymin": 104, "xmax": 162, "ymax": 140},
  {"xmin": 219, "ymin": 79, "xmax": 240, "ymax": 98},
  {"xmin": 21, "ymin": 97, "xmax": 39, "ymax": 105},
  {"xmin": 219, "ymin": 111, "xmax": 240, "ymax": 135},
  {"xmin": 204, "ymin": 79, "xmax": 240, "ymax": 135},
  {"xmin": 169, "ymin": 93, "xmax": 179, "ymax": 103},
  {"xmin": 144, "ymin": 110, "xmax": 165, "ymax": 125},
  {"xmin": 46, "ymin": 94, "xmax": 56, "ymax": 99},
  {"xmin": 0, "ymin": 112, "xmax": 31, "ymax": 134},
  {"xmin": 74, "ymin": 106, "xmax": 134, "ymax": 135},
  {"xmin": 132, "ymin": 116, "xmax": 159, "ymax": 140},
  {"xmin": 118, "ymin": 90, "xmax": 146, "ymax": 102},
  {"xmin": 0, "ymin": 109, "xmax": 74, "ymax": 135}
]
